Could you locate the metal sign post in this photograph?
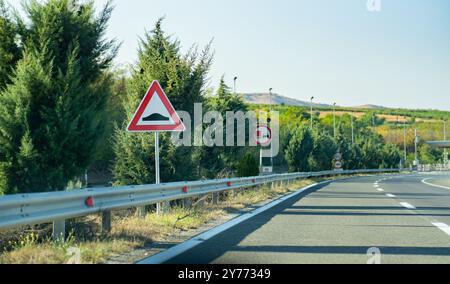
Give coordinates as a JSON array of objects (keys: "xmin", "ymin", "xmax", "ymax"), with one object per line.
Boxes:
[
  {"xmin": 257, "ymin": 124, "xmax": 273, "ymax": 175},
  {"xmin": 154, "ymin": 132, "xmax": 168, "ymax": 215},
  {"xmin": 155, "ymin": 132, "xmax": 160, "ymax": 184},
  {"xmin": 127, "ymin": 81, "xmax": 186, "ymax": 217}
]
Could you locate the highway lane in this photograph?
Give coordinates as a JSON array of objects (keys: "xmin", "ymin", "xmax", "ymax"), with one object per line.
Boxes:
[
  {"xmin": 379, "ymin": 174, "xmax": 450, "ymax": 236},
  {"xmin": 150, "ymin": 174, "xmax": 450, "ymax": 264}
]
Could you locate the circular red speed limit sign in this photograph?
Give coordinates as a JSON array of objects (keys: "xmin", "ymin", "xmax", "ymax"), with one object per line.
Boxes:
[{"xmin": 256, "ymin": 125, "xmax": 272, "ymax": 146}]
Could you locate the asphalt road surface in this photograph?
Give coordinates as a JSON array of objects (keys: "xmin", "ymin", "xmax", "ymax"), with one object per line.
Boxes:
[{"xmin": 160, "ymin": 174, "xmax": 450, "ymax": 264}]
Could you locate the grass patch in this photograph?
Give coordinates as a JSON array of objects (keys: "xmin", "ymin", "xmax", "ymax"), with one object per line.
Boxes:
[
  {"xmin": 222, "ymin": 179, "xmax": 315, "ymax": 210},
  {"xmin": 0, "ymin": 236, "xmax": 137, "ymax": 264},
  {"xmin": 111, "ymin": 207, "xmax": 225, "ymax": 243}
]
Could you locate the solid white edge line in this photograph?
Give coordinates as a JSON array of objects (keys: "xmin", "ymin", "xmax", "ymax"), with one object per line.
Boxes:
[
  {"xmin": 137, "ymin": 181, "xmax": 328, "ymax": 264},
  {"xmin": 422, "ymin": 179, "xmax": 450, "ymax": 190},
  {"xmin": 431, "ymin": 222, "xmax": 450, "ymax": 236},
  {"xmin": 399, "ymin": 202, "xmax": 416, "ymax": 210}
]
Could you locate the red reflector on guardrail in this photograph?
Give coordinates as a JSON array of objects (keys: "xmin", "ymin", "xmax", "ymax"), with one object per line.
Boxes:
[
  {"xmin": 182, "ymin": 186, "xmax": 188, "ymax": 193},
  {"xmin": 227, "ymin": 182, "xmax": 232, "ymax": 187},
  {"xmin": 85, "ymin": 196, "xmax": 94, "ymax": 208}
]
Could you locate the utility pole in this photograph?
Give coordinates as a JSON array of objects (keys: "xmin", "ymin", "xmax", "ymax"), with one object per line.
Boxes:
[
  {"xmin": 310, "ymin": 96, "xmax": 314, "ymax": 130},
  {"xmin": 269, "ymin": 88, "xmax": 273, "ymax": 171},
  {"xmin": 351, "ymin": 113, "xmax": 354, "ymax": 144},
  {"xmin": 403, "ymin": 119, "xmax": 407, "ymax": 165},
  {"xmin": 444, "ymin": 120, "xmax": 448, "ymax": 165},
  {"xmin": 333, "ymin": 102, "xmax": 337, "ymax": 138},
  {"xmin": 414, "ymin": 128, "xmax": 419, "ymax": 167},
  {"xmin": 260, "ymin": 88, "xmax": 274, "ymax": 174}
]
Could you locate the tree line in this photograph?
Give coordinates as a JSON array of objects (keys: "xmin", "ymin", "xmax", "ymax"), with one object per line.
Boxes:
[{"xmin": 0, "ymin": 0, "xmax": 406, "ymax": 196}]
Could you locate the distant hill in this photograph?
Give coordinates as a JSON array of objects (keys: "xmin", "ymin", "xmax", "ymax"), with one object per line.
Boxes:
[
  {"xmin": 242, "ymin": 93, "xmax": 332, "ymax": 108},
  {"xmin": 242, "ymin": 93, "xmax": 392, "ymax": 110},
  {"xmin": 353, "ymin": 104, "xmax": 388, "ymax": 110}
]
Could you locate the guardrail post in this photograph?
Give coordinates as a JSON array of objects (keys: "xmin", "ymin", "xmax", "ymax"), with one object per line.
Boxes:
[
  {"xmin": 137, "ymin": 206, "xmax": 147, "ymax": 218},
  {"xmin": 53, "ymin": 220, "xmax": 65, "ymax": 242},
  {"xmin": 212, "ymin": 192, "xmax": 219, "ymax": 205},
  {"xmin": 198, "ymin": 195, "xmax": 206, "ymax": 207},
  {"xmin": 183, "ymin": 198, "xmax": 192, "ymax": 208},
  {"xmin": 102, "ymin": 211, "xmax": 112, "ymax": 234},
  {"xmin": 157, "ymin": 202, "xmax": 170, "ymax": 215}
]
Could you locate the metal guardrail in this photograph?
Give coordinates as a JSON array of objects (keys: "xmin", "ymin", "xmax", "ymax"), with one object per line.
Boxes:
[
  {"xmin": 417, "ymin": 164, "xmax": 450, "ymax": 172},
  {"xmin": 0, "ymin": 169, "xmax": 399, "ymax": 237}
]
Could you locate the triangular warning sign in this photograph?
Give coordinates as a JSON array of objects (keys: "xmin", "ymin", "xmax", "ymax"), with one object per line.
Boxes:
[{"xmin": 127, "ymin": 81, "xmax": 186, "ymax": 132}]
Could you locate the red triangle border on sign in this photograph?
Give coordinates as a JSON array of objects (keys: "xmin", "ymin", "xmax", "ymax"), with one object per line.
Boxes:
[{"xmin": 127, "ymin": 81, "xmax": 186, "ymax": 132}]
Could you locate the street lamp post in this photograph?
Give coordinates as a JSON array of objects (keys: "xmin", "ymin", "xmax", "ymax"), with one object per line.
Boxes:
[
  {"xmin": 444, "ymin": 120, "xmax": 448, "ymax": 165},
  {"xmin": 269, "ymin": 88, "xmax": 273, "ymax": 113},
  {"xmin": 414, "ymin": 128, "xmax": 419, "ymax": 167},
  {"xmin": 351, "ymin": 113, "xmax": 354, "ymax": 144},
  {"xmin": 403, "ymin": 119, "xmax": 407, "ymax": 166},
  {"xmin": 233, "ymin": 76, "xmax": 238, "ymax": 94},
  {"xmin": 310, "ymin": 96, "xmax": 314, "ymax": 130},
  {"xmin": 261, "ymin": 88, "xmax": 273, "ymax": 172},
  {"xmin": 444, "ymin": 120, "xmax": 447, "ymax": 140},
  {"xmin": 269, "ymin": 88, "xmax": 273, "ymax": 171},
  {"xmin": 333, "ymin": 103, "xmax": 336, "ymax": 138}
]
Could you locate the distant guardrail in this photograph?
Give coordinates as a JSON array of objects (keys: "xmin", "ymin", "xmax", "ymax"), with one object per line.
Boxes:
[
  {"xmin": 0, "ymin": 169, "xmax": 399, "ymax": 240},
  {"xmin": 417, "ymin": 164, "xmax": 450, "ymax": 172}
]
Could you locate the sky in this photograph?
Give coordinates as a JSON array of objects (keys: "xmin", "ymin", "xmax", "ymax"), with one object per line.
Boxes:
[{"xmin": 7, "ymin": 0, "xmax": 450, "ymax": 110}]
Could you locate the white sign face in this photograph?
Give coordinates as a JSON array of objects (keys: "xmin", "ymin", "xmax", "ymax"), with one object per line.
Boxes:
[
  {"xmin": 256, "ymin": 126, "xmax": 272, "ymax": 146},
  {"xmin": 262, "ymin": 167, "xmax": 273, "ymax": 173},
  {"xmin": 137, "ymin": 91, "xmax": 175, "ymax": 126}
]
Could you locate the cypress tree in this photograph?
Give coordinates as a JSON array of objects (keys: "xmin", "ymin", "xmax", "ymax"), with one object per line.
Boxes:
[
  {"xmin": 285, "ymin": 125, "xmax": 314, "ymax": 172},
  {"xmin": 237, "ymin": 152, "xmax": 259, "ymax": 178},
  {"xmin": 0, "ymin": 0, "xmax": 21, "ymax": 89},
  {"xmin": 205, "ymin": 76, "xmax": 248, "ymax": 174},
  {"xmin": 0, "ymin": 0, "xmax": 117, "ymax": 194}
]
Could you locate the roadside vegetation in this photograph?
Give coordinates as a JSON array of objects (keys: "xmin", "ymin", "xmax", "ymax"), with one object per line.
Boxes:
[
  {"xmin": 0, "ymin": 0, "xmax": 447, "ymax": 263},
  {"xmin": 0, "ymin": 0, "xmax": 446, "ymax": 197}
]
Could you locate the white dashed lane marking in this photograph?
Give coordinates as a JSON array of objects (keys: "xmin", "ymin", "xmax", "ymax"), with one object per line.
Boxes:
[
  {"xmin": 431, "ymin": 223, "xmax": 450, "ymax": 236},
  {"xmin": 399, "ymin": 202, "xmax": 416, "ymax": 210}
]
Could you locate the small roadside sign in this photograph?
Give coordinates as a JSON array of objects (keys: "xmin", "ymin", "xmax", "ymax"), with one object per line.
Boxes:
[
  {"xmin": 262, "ymin": 166, "xmax": 273, "ymax": 174},
  {"xmin": 256, "ymin": 125, "xmax": 272, "ymax": 146},
  {"xmin": 334, "ymin": 151, "xmax": 343, "ymax": 170}
]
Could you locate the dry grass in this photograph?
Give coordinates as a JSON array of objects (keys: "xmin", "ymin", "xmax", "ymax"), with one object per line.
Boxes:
[
  {"xmin": 110, "ymin": 207, "xmax": 225, "ymax": 243},
  {"xmin": 0, "ymin": 178, "xmax": 320, "ymax": 264},
  {"xmin": 222, "ymin": 179, "xmax": 315, "ymax": 211},
  {"xmin": 0, "ymin": 238, "xmax": 136, "ymax": 264}
]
